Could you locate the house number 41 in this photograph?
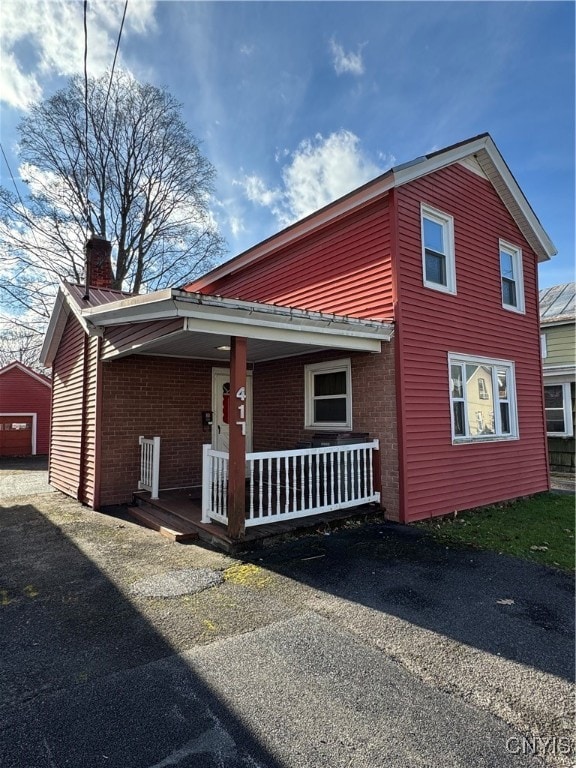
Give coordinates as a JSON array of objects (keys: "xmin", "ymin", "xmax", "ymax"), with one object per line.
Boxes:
[{"xmin": 236, "ymin": 386, "xmax": 246, "ymax": 435}]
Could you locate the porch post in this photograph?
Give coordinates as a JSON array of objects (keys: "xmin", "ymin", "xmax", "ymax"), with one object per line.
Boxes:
[
  {"xmin": 227, "ymin": 336, "xmax": 247, "ymax": 538},
  {"xmin": 371, "ymin": 439, "xmax": 383, "ymax": 505}
]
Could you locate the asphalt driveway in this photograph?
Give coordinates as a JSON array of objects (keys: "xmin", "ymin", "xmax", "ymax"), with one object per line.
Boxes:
[{"xmin": 0, "ymin": 468, "xmax": 573, "ymax": 767}]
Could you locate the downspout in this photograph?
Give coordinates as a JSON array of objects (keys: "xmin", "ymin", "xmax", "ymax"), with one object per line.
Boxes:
[
  {"xmin": 47, "ymin": 371, "xmax": 55, "ymax": 488},
  {"xmin": 78, "ymin": 333, "xmax": 90, "ymax": 503},
  {"xmin": 93, "ymin": 337, "xmax": 103, "ymax": 510},
  {"xmin": 389, "ymin": 187, "xmax": 408, "ymax": 524}
]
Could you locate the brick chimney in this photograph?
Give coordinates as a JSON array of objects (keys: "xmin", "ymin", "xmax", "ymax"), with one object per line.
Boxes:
[{"xmin": 85, "ymin": 236, "xmax": 113, "ymax": 289}]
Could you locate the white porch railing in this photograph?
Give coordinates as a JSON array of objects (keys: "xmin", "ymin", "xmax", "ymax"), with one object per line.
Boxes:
[
  {"xmin": 139, "ymin": 436, "xmax": 161, "ymax": 499},
  {"xmin": 202, "ymin": 440, "xmax": 380, "ymax": 528}
]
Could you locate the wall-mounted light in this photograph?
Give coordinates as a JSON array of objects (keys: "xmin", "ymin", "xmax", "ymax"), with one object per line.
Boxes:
[{"xmin": 215, "ymin": 345, "xmax": 231, "ymax": 351}]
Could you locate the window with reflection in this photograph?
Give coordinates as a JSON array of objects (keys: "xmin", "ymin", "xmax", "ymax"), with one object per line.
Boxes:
[
  {"xmin": 499, "ymin": 240, "xmax": 524, "ymax": 313},
  {"xmin": 421, "ymin": 204, "xmax": 456, "ymax": 294},
  {"xmin": 449, "ymin": 354, "xmax": 517, "ymax": 441}
]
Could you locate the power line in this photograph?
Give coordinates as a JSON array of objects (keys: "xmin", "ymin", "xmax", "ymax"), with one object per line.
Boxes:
[
  {"xmin": 100, "ymin": 0, "xmax": 129, "ymax": 132},
  {"xmin": 83, "ymin": 0, "xmax": 90, "ymax": 233},
  {"xmin": 0, "ymin": 141, "xmax": 43, "ymax": 251},
  {"xmin": 0, "ymin": 142, "xmax": 27, "ymax": 211}
]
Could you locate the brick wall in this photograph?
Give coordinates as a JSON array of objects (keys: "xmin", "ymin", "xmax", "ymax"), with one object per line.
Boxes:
[
  {"xmin": 100, "ymin": 356, "xmax": 213, "ymax": 506},
  {"xmin": 252, "ymin": 344, "xmax": 399, "ymax": 520}
]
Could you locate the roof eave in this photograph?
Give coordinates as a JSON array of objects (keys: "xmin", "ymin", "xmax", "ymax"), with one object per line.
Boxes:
[
  {"xmin": 188, "ymin": 134, "xmax": 556, "ymax": 290},
  {"xmin": 0, "ymin": 361, "xmax": 51, "ymax": 386},
  {"xmin": 81, "ymin": 288, "xmax": 394, "ymax": 343},
  {"xmin": 40, "ymin": 282, "xmax": 103, "ymax": 367}
]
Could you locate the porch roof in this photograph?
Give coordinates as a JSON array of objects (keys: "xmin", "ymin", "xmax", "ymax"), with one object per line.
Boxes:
[{"xmin": 42, "ymin": 284, "xmax": 394, "ymax": 366}]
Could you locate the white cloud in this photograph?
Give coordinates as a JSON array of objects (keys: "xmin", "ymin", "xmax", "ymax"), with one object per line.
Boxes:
[
  {"xmin": 237, "ymin": 130, "xmax": 384, "ymax": 227},
  {"xmin": 239, "ymin": 44, "xmax": 254, "ymax": 56},
  {"xmin": 329, "ymin": 37, "xmax": 366, "ymax": 76},
  {"xmin": 0, "ymin": 0, "xmax": 157, "ymax": 110},
  {"xmin": 229, "ymin": 216, "xmax": 245, "ymax": 238},
  {"xmin": 240, "ymin": 175, "xmax": 282, "ymax": 209}
]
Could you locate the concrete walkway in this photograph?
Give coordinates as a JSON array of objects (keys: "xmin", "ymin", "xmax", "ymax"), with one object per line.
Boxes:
[{"xmin": 550, "ymin": 473, "xmax": 575, "ymax": 493}]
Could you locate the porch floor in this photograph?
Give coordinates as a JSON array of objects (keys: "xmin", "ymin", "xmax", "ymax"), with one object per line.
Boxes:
[{"xmin": 130, "ymin": 487, "xmax": 381, "ymax": 552}]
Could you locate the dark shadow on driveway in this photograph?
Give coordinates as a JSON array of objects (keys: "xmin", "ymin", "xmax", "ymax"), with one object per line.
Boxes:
[
  {"xmin": 0, "ymin": 500, "xmax": 284, "ymax": 768},
  {"xmin": 0, "ymin": 455, "xmax": 48, "ymax": 471},
  {"xmin": 247, "ymin": 521, "xmax": 575, "ymax": 682}
]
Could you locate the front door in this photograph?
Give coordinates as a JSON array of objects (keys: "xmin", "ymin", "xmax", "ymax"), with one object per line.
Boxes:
[{"xmin": 211, "ymin": 368, "xmax": 253, "ymax": 454}]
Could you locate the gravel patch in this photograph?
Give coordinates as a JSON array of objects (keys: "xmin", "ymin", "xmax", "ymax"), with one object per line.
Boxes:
[
  {"xmin": 0, "ymin": 457, "xmax": 53, "ymax": 499},
  {"xmin": 130, "ymin": 568, "xmax": 224, "ymax": 598}
]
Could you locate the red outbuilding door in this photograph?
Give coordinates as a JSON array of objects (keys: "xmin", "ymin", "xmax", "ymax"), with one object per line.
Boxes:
[{"xmin": 0, "ymin": 416, "xmax": 33, "ymax": 456}]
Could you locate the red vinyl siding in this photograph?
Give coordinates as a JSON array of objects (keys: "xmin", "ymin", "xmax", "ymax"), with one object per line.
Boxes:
[
  {"xmin": 0, "ymin": 365, "xmax": 51, "ymax": 455},
  {"xmin": 199, "ymin": 197, "xmax": 395, "ymax": 321},
  {"xmin": 49, "ymin": 316, "xmax": 100, "ymax": 503},
  {"xmin": 395, "ymin": 163, "xmax": 549, "ymax": 522},
  {"xmin": 50, "ymin": 317, "xmax": 85, "ymax": 496},
  {"xmin": 80, "ymin": 336, "xmax": 100, "ymax": 507}
]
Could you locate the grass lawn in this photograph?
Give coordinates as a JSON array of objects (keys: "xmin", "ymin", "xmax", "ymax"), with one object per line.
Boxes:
[{"xmin": 416, "ymin": 493, "xmax": 575, "ymax": 572}]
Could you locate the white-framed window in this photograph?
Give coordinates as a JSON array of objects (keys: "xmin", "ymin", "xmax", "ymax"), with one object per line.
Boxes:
[
  {"xmin": 421, "ymin": 204, "xmax": 456, "ymax": 294},
  {"xmin": 540, "ymin": 333, "xmax": 547, "ymax": 359},
  {"xmin": 499, "ymin": 240, "xmax": 525, "ymax": 313},
  {"xmin": 304, "ymin": 358, "xmax": 352, "ymax": 430},
  {"xmin": 544, "ymin": 382, "xmax": 573, "ymax": 437},
  {"xmin": 448, "ymin": 353, "xmax": 518, "ymax": 442}
]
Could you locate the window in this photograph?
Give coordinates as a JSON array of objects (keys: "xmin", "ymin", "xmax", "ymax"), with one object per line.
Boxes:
[
  {"xmin": 449, "ymin": 354, "xmax": 518, "ymax": 441},
  {"xmin": 540, "ymin": 334, "xmax": 547, "ymax": 359},
  {"xmin": 305, "ymin": 358, "xmax": 352, "ymax": 429},
  {"xmin": 421, "ymin": 204, "xmax": 456, "ymax": 294},
  {"xmin": 478, "ymin": 377, "xmax": 489, "ymax": 400},
  {"xmin": 544, "ymin": 383, "xmax": 573, "ymax": 437},
  {"xmin": 500, "ymin": 240, "xmax": 524, "ymax": 313}
]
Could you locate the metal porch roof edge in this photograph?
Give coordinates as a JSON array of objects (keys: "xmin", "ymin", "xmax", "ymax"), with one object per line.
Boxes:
[
  {"xmin": 82, "ymin": 288, "xmax": 395, "ymax": 341},
  {"xmin": 186, "ymin": 133, "xmax": 556, "ymax": 291},
  {"xmin": 41, "ymin": 285, "xmax": 394, "ymax": 368}
]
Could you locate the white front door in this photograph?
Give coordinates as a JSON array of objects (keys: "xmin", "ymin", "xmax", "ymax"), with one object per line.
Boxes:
[{"xmin": 212, "ymin": 368, "xmax": 253, "ymax": 453}]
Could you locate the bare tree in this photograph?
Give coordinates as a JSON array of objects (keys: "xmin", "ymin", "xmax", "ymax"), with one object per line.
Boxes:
[
  {"xmin": 0, "ymin": 319, "xmax": 48, "ymax": 372},
  {"xmin": 0, "ymin": 70, "xmax": 225, "ymax": 337}
]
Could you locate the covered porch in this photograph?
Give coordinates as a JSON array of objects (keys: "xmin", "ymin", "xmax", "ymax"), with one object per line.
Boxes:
[
  {"xmin": 134, "ymin": 436, "xmax": 382, "ymax": 548},
  {"xmin": 129, "ymin": 486, "xmax": 383, "ymax": 551},
  {"xmin": 82, "ymin": 289, "xmax": 395, "ymax": 543}
]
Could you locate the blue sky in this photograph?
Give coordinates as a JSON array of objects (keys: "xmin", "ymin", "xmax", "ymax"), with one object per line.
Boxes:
[{"xmin": 1, "ymin": 0, "xmax": 574, "ymax": 289}]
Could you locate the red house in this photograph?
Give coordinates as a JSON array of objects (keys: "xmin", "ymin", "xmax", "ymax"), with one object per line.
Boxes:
[
  {"xmin": 39, "ymin": 134, "xmax": 556, "ymax": 546},
  {"xmin": 0, "ymin": 361, "xmax": 51, "ymax": 457}
]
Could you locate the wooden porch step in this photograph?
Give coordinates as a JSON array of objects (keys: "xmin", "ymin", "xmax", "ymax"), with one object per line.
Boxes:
[{"xmin": 127, "ymin": 505, "xmax": 199, "ymax": 543}]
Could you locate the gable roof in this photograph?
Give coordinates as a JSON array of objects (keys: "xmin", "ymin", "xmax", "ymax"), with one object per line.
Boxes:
[
  {"xmin": 539, "ymin": 282, "xmax": 576, "ymax": 325},
  {"xmin": 0, "ymin": 360, "xmax": 51, "ymax": 387},
  {"xmin": 39, "ymin": 281, "xmax": 133, "ymax": 368},
  {"xmin": 186, "ymin": 133, "xmax": 556, "ymax": 292}
]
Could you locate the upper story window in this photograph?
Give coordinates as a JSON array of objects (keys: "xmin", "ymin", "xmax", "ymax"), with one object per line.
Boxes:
[
  {"xmin": 304, "ymin": 358, "xmax": 352, "ymax": 430},
  {"xmin": 421, "ymin": 204, "xmax": 456, "ymax": 295},
  {"xmin": 500, "ymin": 240, "xmax": 525, "ymax": 313},
  {"xmin": 449, "ymin": 353, "xmax": 518, "ymax": 442}
]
